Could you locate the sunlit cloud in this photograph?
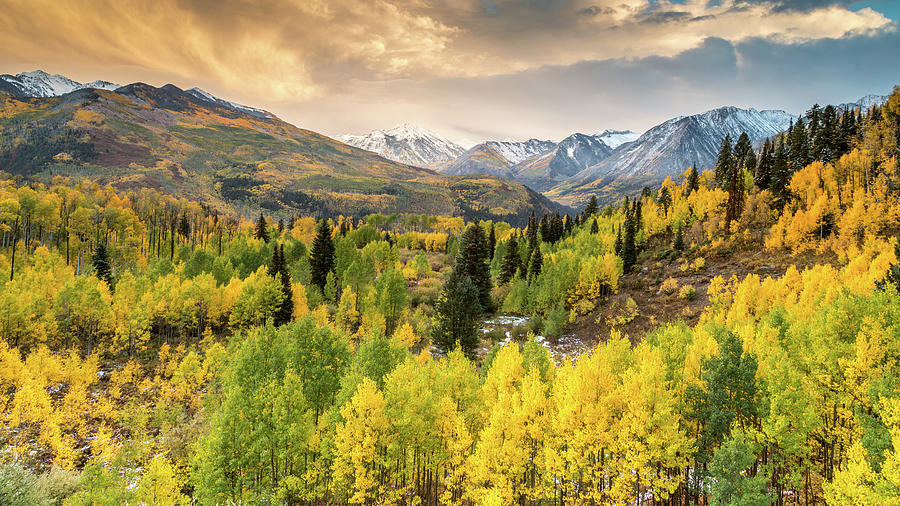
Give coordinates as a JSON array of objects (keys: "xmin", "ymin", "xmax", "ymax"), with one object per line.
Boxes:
[{"xmin": 0, "ymin": 0, "xmax": 892, "ymax": 101}]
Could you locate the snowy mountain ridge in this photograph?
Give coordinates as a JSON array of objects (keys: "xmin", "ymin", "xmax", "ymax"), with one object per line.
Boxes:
[
  {"xmin": 0, "ymin": 70, "xmax": 120, "ymax": 97},
  {"xmin": 339, "ymin": 123, "xmax": 467, "ymax": 167}
]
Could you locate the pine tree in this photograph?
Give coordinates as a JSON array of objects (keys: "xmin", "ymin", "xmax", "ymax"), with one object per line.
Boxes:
[
  {"xmin": 622, "ymin": 210, "xmax": 637, "ymax": 273},
  {"xmin": 673, "ymin": 224, "xmax": 684, "ymax": 252},
  {"xmin": 431, "ymin": 270, "xmax": 481, "ymax": 357},
  {"xmin": 755, "ymin": 138, "xmax": 772, "ymax": 190},
  {"xmin": 498, "ymin": 238, "xmax": 522, "ymax": 285},
  {"xmin": 733, "ymin": 132, "xmax": 753, "ymax": 171},
  {"xmin": 658, "ymin": 186, "xmax": 671, "ymax": 215},
  {"xmin": 714, "ymin": 135, "xmax": 734, "ymax": 189},
  {"xmin": 268, "ymin": 244, "xmax": 294, "ymax": 326},
  {"xmin": 254, "ymin": 213, "xmax": 270, "ymax": 243},
  {"xmin": 91, "ymin": 242, "xmax": 114, "ymax": 288},
  {"xmin": 687, "ymin": 164, "xmax": 700, "ymax": 193},
  {"xmin": 583, "ymin": 195, "xmax": 599, "ymax": 217},
  {"xmin": 457, "ymin": 224, "xmax": 493, "ymax": 313},
  {"xmin": 789, "ymin": 117, "xmax": 809, "ymax": 169},
  {"xmin": 527, "ymin": 247, "xmax": 543, "ymax": 283},
  {"xmin": 614, "ymin": 226, "xmax": 622, "ymax": 256},
  {"xmin": 772, "ymin": 135, "xmax": 790, "ymax": 206},
  {"xmin": 590, "ymin": 218, "xmax": 599, "ymax": 234},
  {"xmin": 310, "ymin": 219, "xmax": 335, "ymax": 291},
  {"xmin": 277, "ymin": 218, "xmax": 285, "ymax": 234},
  {"xmin": 488, "ymin": 223, "xmax": 496, "ymax": 260}
]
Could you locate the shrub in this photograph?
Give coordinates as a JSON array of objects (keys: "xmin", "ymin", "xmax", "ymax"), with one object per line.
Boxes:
[
  {"xmin": 660, "ymin": 277, "xmax": 679, "ymax": 295},
  {"xmin": 691, "ymin": 257, "xmax": 706, "ymax": 272},
  {"xmin": 679, "ymin": 284, "xmax": 696, "ymax": 300}
]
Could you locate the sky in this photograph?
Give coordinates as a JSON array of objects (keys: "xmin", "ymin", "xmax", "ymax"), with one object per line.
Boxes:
[{"xmin": 1, "ymin": 0, "xmax": 899, "ymax": 144}]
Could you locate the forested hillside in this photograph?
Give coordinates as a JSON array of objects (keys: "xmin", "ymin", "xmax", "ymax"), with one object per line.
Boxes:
[{"xmin": 0, "ymin": 87, "xmax": 899, "ymax": 505}]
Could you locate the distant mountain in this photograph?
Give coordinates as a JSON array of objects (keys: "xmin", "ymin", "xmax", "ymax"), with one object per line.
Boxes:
[
  {"xmin": 436, "ymin": 138, "xmax": 555, "ymax": 179},
  {"xmin": 340, "ymin": 123, "xmax": 466, "ymax": 167},
  {"xmin": 483, "ymin": 139, "xmax": 556, "ymax": 164},
  {"xmin": 549, "ymin": 106, "xmax": 794, "ymax": 206},
  {"xmin": 438, "ymin": 144, "xmax": 517, "ymax": 179},
  {"xmin": 0, "ymin": 78, "xmax": 565, "ymax": 223},
  {"xmin": 595, "ymin": 129, "xmax": 640, "ymax": 149},
  {"xmin": 512, "ymin": 133, "xmax": 613, "ymax": 192},
  {"xmin": 837, "ymin": 94, "xmax": 889, "ymax": 111},
  {"xmin": 0, "ymin": 70, "xmax": 120, "ymax": 97}
]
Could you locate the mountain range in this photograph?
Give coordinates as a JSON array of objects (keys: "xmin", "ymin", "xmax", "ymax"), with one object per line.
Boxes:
[
  {"xmin": 1, "ymin": 70, "xmax": 891, "ymax": 213},
  {"xmin": 0, "ymin": 72, "xmax": 564, "ymax": 223}
]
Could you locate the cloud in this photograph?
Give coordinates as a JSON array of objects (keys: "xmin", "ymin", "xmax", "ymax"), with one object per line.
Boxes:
[{"xmin": 0, "ymin": 0, "xmax": 892, "ymax": 102}]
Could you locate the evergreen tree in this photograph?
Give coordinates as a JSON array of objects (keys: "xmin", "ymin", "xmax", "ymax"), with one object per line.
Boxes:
[
  {"xmin": 487, "ymin": 223, "xmax": 496, "ymax": 260},
  {"xmin": 714, "ymin": 135, "xmax": 734, "ymax": 189},
  {"xmin": 590, "ymin": 218, "xmax": 599, "ymax": 235},
  {"xmin": 789, "ymin": 117, "xmax": 809, "ymax": 169},
  {"xmin": 755, "ymin": 138, "xmax": 773, "ymax": 190},
  {"xmin": 614, "ymin": 226, "xmax": 622, "ymax": 256},
  {"xmin": 431, "ymin": 270, "xmax": 481, "ymax": 357},
  {"xmin": 771, "ymin": 135, "xmax": 790, "ymax": 206},
  {"xmin": 268, "ymin": 244, "xmax": 294, "ymax": 326},
  {"xmin": 673, "ymin": 224, "xmax": 684, "ymax": 252},
  {"xmin": 498, "ymin": 238, "xmax": 522, "ymax": 285},
  {"xmin": 457, "ymin": 224, "xmax": 493, "ymax": 313},
  {"xmin": 277, "ymin": 218, "xmax": 285, "ymax": 234},
  {"xmin": 564, "ymin": 214, "xmax": 573, "ymax": 235},
  {"xmin": 254, "ymin": 213, "xmax": 270, "ymax": 243},
  {"xmin": 687, "ymin": 164, "xmax": 700, "ymax": 193},
  {"xmin": 527, "ymin": 247, "xmax": 543, "ymax": 283},
  {"xmin": 622, "ymin": 209, "xmax": 637, "ymax": 273},
  {"xmin": 310, "ymin": 219, "xmax": 335, "ymax": 291},
  {"xmin": 91, "ymin": 242, "xmax": 114, "ymax": 288},
  {"xmin": 583, "ymin": 195, "xmax": 599, "ymax": 217},
  {"xmin": 733, "ymin": 132, "xmax": 753, "ymax": 171},
  {"xmin": 658, "ymin": 186, "xmax": 672, "ymax": 215}
]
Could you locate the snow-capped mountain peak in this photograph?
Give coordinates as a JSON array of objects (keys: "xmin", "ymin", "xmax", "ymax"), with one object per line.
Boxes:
[
  {"xmin": 0, "ymin": 70, "xmax": 121, "ymax": 97},
  {"xmin": 340, "ymin": 124, "xmax": 466, "ymax": 167},
  {"xmin": 594, "ymin": 129, "xmax": 640, "ymax": 149}
]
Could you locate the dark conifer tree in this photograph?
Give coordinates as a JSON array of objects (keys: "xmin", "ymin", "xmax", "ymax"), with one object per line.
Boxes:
[
  {"xmin": 590, "ymin": 217, "xmax": 599, "ymax": 234},
  {"xmin": 254, "ymin": 213, "xmax": 270, "ymax": 243},
  {"xmin": 277, "ymin": 218, "xmax": 285, "ymax": 234},
  {"xmin": 658, "ymin": 186, "xmax": 672, "ymax": 215},
  {"xmin": 527, "ymin": 247, "xmax": 543, "ymax": 283},
  {"xmin": 540, "ymin": 214, "xmax": 550, "ymax": 242},
  {"xmin": 431, "ymin": 270, "xmax": 481, "ymax": 357},
  {"xmin": 755, "ymin": 139, "xmax": 773, "ymax": 190},
  {"xmin": 622, "ymin": 209, "xmax": 637, "ymax": 273},
  {"xmin": 91, "ymin": 241, "xmax": 114, "ymax": 288},
  {"xmin": 687, "ymin": 164, "xmax": 700, "ymax": 193},
  {"xmin": 733, "ymin": 132, "xmax": 753, "ymax": 170},
  {"xmin": 564, "ymin": 214, "xmax": 573, "ymax": 235},
  {"xmin": 487, "ymin": 223, "xmax": 496, "ymax": 260},
  {"xmin": 673, "ymin": 223, "xmax": 684, "ymax": 252},
  {"xmin": 269, "ymin": 244, "xmax": 293, "ymax": 325},
  {"xmin": 583, "ymin": 195, "xmax": 599, "ymax": 217},
  {"xmin": 309, "ymin": 219, "xmax": 335, "ymax": 291},
  {"xmin": 714, "ymin": 135, "xmax": 734, "ymax": 189},
  {"xmin": 772, "ymin": 135, "xmax": 790, "ymax": 205},
  {"xmin": 457, "ymin": 224, "xmax": 493, "ymax": 312},
  {"xmin": 789, "ymin": 117, "xmax": 809, "ymax": 169},
  {"xmin": 498, "ymin": 238, "xmax": 522, "ymax": 285},
  {"xmin": 614, "ymin": 226, "xmax": 622, "ymax": 256}
]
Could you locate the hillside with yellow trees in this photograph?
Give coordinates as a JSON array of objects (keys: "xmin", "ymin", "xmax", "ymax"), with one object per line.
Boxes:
[{"xmin": 0, "ymin": 87, "xmax": 898, "ymax": 505}]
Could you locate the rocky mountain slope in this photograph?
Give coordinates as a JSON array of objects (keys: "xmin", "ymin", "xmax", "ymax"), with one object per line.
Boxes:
[{"xmin": 339, "ymin": 123, "xmax": 466, "ymax": 167}]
